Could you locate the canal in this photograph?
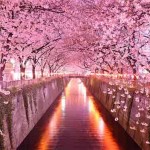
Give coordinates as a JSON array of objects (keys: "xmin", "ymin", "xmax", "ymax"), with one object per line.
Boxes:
[{"xmin": 18, "ymin": 79, "xmax": 141, "ymax": 150}]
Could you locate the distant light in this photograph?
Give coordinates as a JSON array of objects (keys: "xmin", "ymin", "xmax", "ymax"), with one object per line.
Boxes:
[
  {"xmin": 10, "ymin": 58, "xmax": 15, "ymax": 66},
  {"xmin": 12, "ymin": 72, "xmax": 20, "ymax": 80},
  {"xmin": 61, "ymin": 95, "xmax": 66, "ymax": 112}
]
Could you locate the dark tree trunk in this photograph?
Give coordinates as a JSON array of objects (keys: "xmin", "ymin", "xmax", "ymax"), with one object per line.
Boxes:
[
  {"xmin": 0, "ymin": 68, "xmax": 3, "ymax": 81},
  {"xmin": 133, "ymin": 68, "xmax": 137, "ymax": 80},
  {"xmin": 120, "ymin": 68, "xmax": 123, "ymax": 74},
  {"xmin": 127, "ymin": 56, "xmax": 137, "ymax": 80},
  {"xmin": 0, "ymin": 63, "xmax": 6, "ymax": 81},
  {"xmin": 32, "ymin": 65, "xmax": 36, "ymax": 79},
  {"xmin": 49, "ymin": 67, "xmax": 52, "ymax": 76},
  {"xmin": 20, "ymin": 65, "xmax": 26, "ymax": 80},
  {"xmin": 41, "ymin": 69, "xmax": 44, "ymax": 77}
]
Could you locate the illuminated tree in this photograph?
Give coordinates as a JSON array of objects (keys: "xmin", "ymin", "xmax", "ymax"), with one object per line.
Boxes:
[{"xmin": 0, "ymin": 0, "xmax": 66, "ymax": 80}]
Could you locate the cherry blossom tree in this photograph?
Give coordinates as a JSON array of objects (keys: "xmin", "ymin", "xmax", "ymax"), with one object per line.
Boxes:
[
  {"xmin": 78, "ymin": 0, "xmax": 150, "ymax": 79},
  {"xmin": 0, "ymin": 0, "xmax": 67, "ymax": 80},
  {"xmin": 0, "ymin": 0, "xmax": 150, "ymax": 81}
]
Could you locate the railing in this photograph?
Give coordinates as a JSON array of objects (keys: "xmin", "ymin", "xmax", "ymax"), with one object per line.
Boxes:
[
  {"xmin": 0, "ymin": 73, "xmax": 87, "ymax": 89},
  {"xmin": 0, "ymin": 75, "xmax": 63, "ymax": 89},
  {"xmin": 1, "ymin": 73, "xmax": 149, "ymax": 90},
  {"xmin": 90, "ymin": 74, "xmax": 150, "ymax": 88},
  {"xmin": 89, "ymin": 74, "xmax": 150, "ymax": 95}
]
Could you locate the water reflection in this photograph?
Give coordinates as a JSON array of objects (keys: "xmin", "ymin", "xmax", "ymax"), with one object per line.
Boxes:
[
  {"xmin": 37, "ymin": 94, "xmax": 62, "ymax": 150},
  {"xmin": 61, "ymin": 93, "xmax": 66, "ymax": 112},
  {"xmin": 18, "ymin": 79, "xmax": 141, "ymax": 150},
  {"xmin": 88, "ymin": 97, "xmax": 120, "ymax": 150}
]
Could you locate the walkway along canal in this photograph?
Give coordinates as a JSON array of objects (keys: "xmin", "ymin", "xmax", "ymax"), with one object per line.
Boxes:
[{"xmin": 18, "ymin": 79, "xmax": 141, "ymax": 150}]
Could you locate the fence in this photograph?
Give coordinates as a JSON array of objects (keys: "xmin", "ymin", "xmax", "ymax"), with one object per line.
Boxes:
[{"xmin": 0, "ymin": 75, "xmax": 63, "ymax": 89}]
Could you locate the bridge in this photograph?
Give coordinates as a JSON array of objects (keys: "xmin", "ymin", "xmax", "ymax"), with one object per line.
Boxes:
[{"xmin": 68, "ymin": 74, "xmax": 86, "ymax": 78}]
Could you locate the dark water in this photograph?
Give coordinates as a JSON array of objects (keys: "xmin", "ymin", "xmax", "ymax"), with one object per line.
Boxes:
[{"xmin": 18, "ymin": 79, "xmax": 141, "ymax": 150}]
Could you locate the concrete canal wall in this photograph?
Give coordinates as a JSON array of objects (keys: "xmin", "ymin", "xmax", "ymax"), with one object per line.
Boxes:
[
  {"xmin": 0, "ymin": 77, "xmax": 69, "ymax": 150},
  {"xmin": 84, "ymin": 77, "xmax": 150, "ymax": 150}
]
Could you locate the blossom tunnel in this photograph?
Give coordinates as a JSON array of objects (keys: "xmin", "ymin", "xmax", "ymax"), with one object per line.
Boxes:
[{"xmin": 0, "ymin": 0, "xmax": 150, "ymax": 150}]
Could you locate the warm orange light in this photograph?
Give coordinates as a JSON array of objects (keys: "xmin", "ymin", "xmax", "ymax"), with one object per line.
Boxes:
[
  {"xmin": 88, "ymin": 97, "xmax": 120, "ymax": 150},
  {"xmin": 37, "ymin": 95, "xmax": 63, "ymax": 150},
  {"xmin": 78, "ymin": 80, "xmax": 87, "ymax": 103},
  {"xmin": 61, "ymin": 94, "xmax": 66, "ymax": 112}
]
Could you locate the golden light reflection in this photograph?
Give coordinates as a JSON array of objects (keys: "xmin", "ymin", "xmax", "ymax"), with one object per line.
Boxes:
[
  {"xmin": 36, "ymin": 96, "xmax": 63, "ymax": 150},
  {"xmin": 65, "ymin": 79, "xmax": 72, "ymax": 97},
  {"xmin": 88, "ymin": 97, "xmax": 120, "ymax": 150},
  {"xmin": 35, "ymin": 79, "xmax": 124, "ymax": 150},
  {"xmin": 99, "ymin": 118, "xmax": 104, "ymax": 135},
  {"xmin": 78, "ymin": 79, "xmax": 87, "ymax": 103},
  {"xmin": 61, "ymin": 93, "xmax": 66, "ymax": 112}
]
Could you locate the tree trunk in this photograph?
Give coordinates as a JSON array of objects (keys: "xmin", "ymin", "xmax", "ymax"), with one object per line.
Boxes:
[
  {"xmin": 41, "ymin": 69, "xmax": 44, "ymax": 77},
  {"xmin": 49, "ymin": 67, "xmax": 52, "ymax": 76},
  {"xmin": 0, "ymin": 64, "xmax": 6, "ymax": 81},
  {"xmin": 20, "ymin": 65, "xmax": 26, "ymax": 80},
  {"xmin": 0, "ymin": 68, "xmax": 3, "ymax": 81},
  {"xmin": 32, "ymin": 65, "xmax": 36, "ymax": 79},
  {"xmin": 120, "ymin": 68, "xmax": 123, "ymax": 74},
  {"xmin": 133, "ymin": 68, "xmax": 137, "ymax": 80}
]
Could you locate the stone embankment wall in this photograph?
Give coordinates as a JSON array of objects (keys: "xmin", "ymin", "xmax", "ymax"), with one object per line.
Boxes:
[
  {"xmin": 84, "ymin": 77, "xmax": 150, "ymax": 150},
  {"xmin": 0, "ymin": 77, "xmax": 69, "ymax": 150}
]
